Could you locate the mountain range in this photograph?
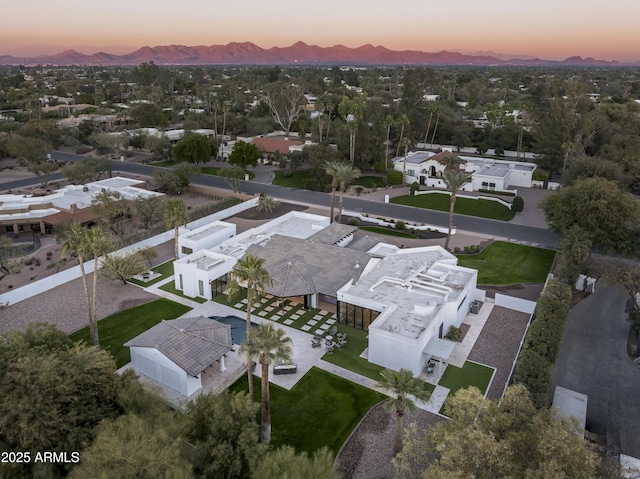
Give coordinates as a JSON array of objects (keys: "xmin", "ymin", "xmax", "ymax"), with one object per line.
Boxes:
[{"xmin": 0, "ymin": 41, "xmax": 636, "ymax": 67}]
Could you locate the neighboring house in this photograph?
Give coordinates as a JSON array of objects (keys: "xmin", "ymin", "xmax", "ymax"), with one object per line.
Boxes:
[
  {"xmin": 0, "ymin": 177, "xmax": 163, "ymax": 235},
  {"xmin": 173, "ymin": 210, "xmax": 482, "ymax": 374},
  {"xmin": 392, "ymin": 149, "xmax": 536, "ymax": 193},
  {"xmin": 250, "ymin": 136, "xmax": 306, "ymax": 158},
  {"xmin": 125, "ymin": 316, "xmax": 232, "ymax": 397}
]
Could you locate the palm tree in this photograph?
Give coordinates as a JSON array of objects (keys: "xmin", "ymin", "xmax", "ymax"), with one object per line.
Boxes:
[
  {"xmin": 323, "ymin": 160, "xmax": 340, "ymax": 223},
  {"xmin": 335, "ymin": 162, "xmax": 361, "ymax": 224},
  {"xmin": 61, "ymin": 224, "xmax": 112, "ymax": 346},
  {"xmin": 256, "ymin": 194, "xmax": 280, "ymax": 214},
  {"xmin": 226, "ymin": 254, "xmax": 273, "ymax": 399},
  {"xmin": 240, "ymin": 322, "xmax": 292, "ymax": 443},
  {"xmin": 442, "ymin": 169, "xmax": 471, "ymax": 251},
  {"xmin": 164, "ymin": 198, "xmax": 188, "ymax": 259},
  {"xmin": 376, "ymin": 368, "xmax": 432, "ymax": 455},
  {"xmin": 400, "ymin": 137, "xmax": 412, "ymax": 184}
]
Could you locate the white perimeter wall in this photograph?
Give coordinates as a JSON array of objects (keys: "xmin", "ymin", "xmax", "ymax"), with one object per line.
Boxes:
[
  {"xmin": 0, "ymin": 198, "xmax": 258, "ymax": 306},
  {"xmin": 494, "ymin": 293, "xmax": 537, "ymax": 314}
]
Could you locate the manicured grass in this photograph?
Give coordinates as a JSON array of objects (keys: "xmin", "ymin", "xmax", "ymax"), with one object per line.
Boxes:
[
  {"xmin": 391, "ymin": 192, "xmax": 515, "ymax": 221},
  {"xmin": 272, "ymin": 170, "xmax": 309, "ymax": 189},
  {"xmin": 69, "ymin": 299, "xmax": 192, "ymax": 368},
  {"xmin": 359, "ymin": 226, "xmax": 418, "ymax": 239},
  {"xmin": 321, "ymin": 324, "xmax": 388, "ymax": 382},
  {"xmin": 159, "ymin": 281, "xmax": 208, "ymax": 303},
  {"xmin": 438, "ymin": 360, "xmax": 495, "ymax": 397},
  {"xmin": 456, "ymin": 241, "xmax": 556, "ymax": 285},
  {"xmin": 353, "ymin": 176, "xmax": 386, "ymax": 189},
  {"xmin": 229, "ymin": 367, "xmax": 384, "ymax": 453},
  {"xmin": 128, "ymin": 260, "xmax": 175, "ymax": 287}
]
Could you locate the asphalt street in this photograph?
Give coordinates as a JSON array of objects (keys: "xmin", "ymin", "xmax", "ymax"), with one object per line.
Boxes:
[{"xmin": 0, "ymin": 152, "xmax": 560, "ymax": 248}]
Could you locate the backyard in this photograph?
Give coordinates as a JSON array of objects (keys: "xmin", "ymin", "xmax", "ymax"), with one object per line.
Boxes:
[
  {"xmin": 229, "ymin": 367, "xmax": 384, "ymax": 453},
  {"xmin": 456, "ymin": 241, "xmax": 556, "ymax": 285},
  {"xmin": 391, "ymin": 191, "xmax": 515, "ymax": 221},
  {"xmin": 68, "ymin": 298, "xmax": 192, "ymax": 368}
]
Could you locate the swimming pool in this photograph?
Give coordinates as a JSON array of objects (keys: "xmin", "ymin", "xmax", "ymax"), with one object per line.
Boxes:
[{"xmin": 210, "ymin": 315, "xmax": 254, "ymax": 345}]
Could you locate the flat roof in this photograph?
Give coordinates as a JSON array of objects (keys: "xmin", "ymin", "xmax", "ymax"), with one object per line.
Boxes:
[
  {"xmin": 341, "ymin": 247, "xmax": 475, "ymax": 340},
  {"xmin": 185, "ymin": 223, "xmax": 230, "ymax": 242}
]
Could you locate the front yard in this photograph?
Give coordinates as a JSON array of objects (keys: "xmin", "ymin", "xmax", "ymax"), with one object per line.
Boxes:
[{"xmin": 391, "ymin": 191, "xmax": 515, "ymax": 221}]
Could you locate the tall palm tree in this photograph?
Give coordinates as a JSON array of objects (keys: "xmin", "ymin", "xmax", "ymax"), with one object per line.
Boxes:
[
  {"xmin": 164, "ymin": 198, "xmax": 188, "ymax": 259},
  {"xmin": 442, "ymin": 169, "xmax": 471, "ymax": 251},
  {"xmin": 240, "ymin": 322, "xmax": 292, "ymax": 443},
  {"xmin": 376, "ymin": 368, "xmax": 432, "ymax": 455},
  {"xmin": 335, "ymin": 162, "xmax": 361, "ymax": 224},
  {"xmin": 61, "ymin": 224, "xmax": 112, "ymax": 346},
  {"xmin": 323, "ymin": 160, "xmax": 340, "ymax": 223},
  {"xmin": 400, "ymin": 137, "xmax": 412, "ymax": 184},
  {"xmin": 226, "ymin": 254, "xmax": 273, "ymax": 399}
]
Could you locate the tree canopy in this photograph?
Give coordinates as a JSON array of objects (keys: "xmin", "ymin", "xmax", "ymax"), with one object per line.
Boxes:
[
  {"xmin": 394, "ymin": 385, "xmax": 599, "ymax": 479},
  {"xmin": 541, "ymin": 177, "xmax": 640, "ymax": 254},
  {"xmin": 228, "ymin": 140, "xmax": 260, "ymax": 170},
  {"xmin": 173, "ymin": 133, "xmax": 216, "ymax": 166}
]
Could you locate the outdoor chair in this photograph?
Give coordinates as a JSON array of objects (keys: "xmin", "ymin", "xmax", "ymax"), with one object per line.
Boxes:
[
  {"xmin": 311, "ymin": 337, "xmax": 322, "ymax": 348},
  {"xmin": 336, "ymin": 332, "xmax": 347, "ymax": 341},
  {"xmin": 335, "ymin": 342, "xmax": 345, "ymax": 351},
  {"xmin": 329, "ymin": 325, "xmax": 338, "ymax": 336},
  {"xmin": 325, "ymin": 344, "xmax": 334, "ymax": 354}
]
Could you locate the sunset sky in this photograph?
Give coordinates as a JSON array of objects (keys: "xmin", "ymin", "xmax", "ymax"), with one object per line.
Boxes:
[{"xmin": 2, "ymin": 0, "xmax": 639, "ymax": 62}]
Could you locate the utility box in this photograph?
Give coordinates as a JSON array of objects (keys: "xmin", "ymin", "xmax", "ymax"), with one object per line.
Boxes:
[{"xmin": 470, "ymin": 301, "xmax": 480, "ymax": 314}]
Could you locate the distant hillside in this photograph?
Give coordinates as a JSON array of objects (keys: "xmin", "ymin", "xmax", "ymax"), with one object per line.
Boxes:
[{"xmin": 0, "ymin": 41, "xmax": 636, "ymax": 66}]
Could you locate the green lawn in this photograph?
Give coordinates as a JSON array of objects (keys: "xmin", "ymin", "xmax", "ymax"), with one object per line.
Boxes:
[
  {"xmin": 69, "ymin": 299, "xmax": 192, "ymax": 368},
  {"xmin": 359, "ymin": 226, "xmax": 418, "ymax": 239},
  {"xmin": 438, "ymin": 361, "xmax": 495, "ymax": 416},
  {"xmin": 230, "ymin": 367, "xmax": 384, "ymax": 453},
  {"xmin": 391, "ymin": 192, "xmax": 515, "ymax": 221},
  {"xmin": 456, "ymin": 241, "xmax": 556, "ymax": 285},
  {"xmin": 159, "ymin": 281, "xmax": 208, "ymax": 303},
  {"xmin": 438, "ymin": 360, "xmax": 495, "ymax": 397},
  {"xmin": 128, "ymin": 260, "xmax": 175, "ymax": 287},
  {"xmin": 272, "ymin": 170, "xmax": 309, "ymax": 189},
  {"xmin": 321, "ymin": 324, "xmax": 388, "ymax": 382},
  {"xmin": 353, "ymin": 176, "xmax": 387, "ymax": 189}
]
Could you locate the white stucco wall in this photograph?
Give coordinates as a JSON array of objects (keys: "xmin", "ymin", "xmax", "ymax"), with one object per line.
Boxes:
[
  {"xmin": 178, "ymin": 221, "xmax": 236, "ymax": 258},
  {"xmin": 129, "ymin": 346, "xmax": 201, "ymax": 396}
]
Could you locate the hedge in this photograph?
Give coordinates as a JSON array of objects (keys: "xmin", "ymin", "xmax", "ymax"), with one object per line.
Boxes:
[{"xmin": 513, "ymin": 278, "xmax": 572, "ymax": 408}]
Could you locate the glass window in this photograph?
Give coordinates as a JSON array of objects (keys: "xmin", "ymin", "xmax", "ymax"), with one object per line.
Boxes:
[{"xmin": 198, "ymin": 280, "xmax": 204, "ymax": 296}]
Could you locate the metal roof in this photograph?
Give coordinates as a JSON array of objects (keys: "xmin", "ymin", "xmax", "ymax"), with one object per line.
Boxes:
[{"xmin": 125, "ymin": 316, "xmax": 232, "ymax": 377}]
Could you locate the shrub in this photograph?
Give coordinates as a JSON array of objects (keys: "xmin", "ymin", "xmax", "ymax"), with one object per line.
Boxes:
[
  {"xmin": 395, "ymin": 221, "xmax": 406, "ymax": 230},
  {"xmin": 446, "ymin": 326, "xmax": 462, "ymax": 341},
  {"xmin": 46, "ymin": 262, "xmax": 56, "ymax": 270},
  {"xmin": 410, "ymin": 182, "xmax": 420, "ymax": 196},
  {"xmin": 355, "ymin": 186, "xmax": 364, "ymax": 196},
  {"xmin": 512, "ymin": 196, "xmax": 524, "ymax": 212},
  {"xmin": 387, "ymin": 169, "xmax": 403, "ymax": 186},
  {"xmin": 24, "ymin": 258, "xmax": 34, "ymax": 265},
  {"xmin": 348, "ymin": 218, "xmax": 359, "ymax": 226},
  {"xmin": 532, "ymin": 169, "xmax": 549, "ymax": 181},
  {"xmin": 34, "ymin": 259, "xmax": 41, "ymax": 266}
]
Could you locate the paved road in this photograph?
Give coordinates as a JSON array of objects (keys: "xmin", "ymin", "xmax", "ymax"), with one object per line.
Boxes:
[
  {"xmin": 2, "ymin": 153, "xmax": 560, "ymax": 248},
  {"xmin": 551, "ymin": 281, "xmax": 640, "ymax": 456}
]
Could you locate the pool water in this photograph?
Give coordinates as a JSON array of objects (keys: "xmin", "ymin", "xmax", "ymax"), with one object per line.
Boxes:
[{"xmin": 210, "ymin": 315, "xmax": 254, "ymax": 344}]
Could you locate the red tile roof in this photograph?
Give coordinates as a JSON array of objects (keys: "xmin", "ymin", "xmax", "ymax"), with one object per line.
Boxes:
[{"xmin": 250, "ymin": 137, "xmax": 304, "ymax": 155}]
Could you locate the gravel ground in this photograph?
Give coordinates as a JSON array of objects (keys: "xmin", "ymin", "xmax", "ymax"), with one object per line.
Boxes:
[
  {"xmin": 336, "ymin": 402, "xmax": 446, "ymax": 479},
  {"xmin": 0, "ymin": 240, "xmax": 175, "ymax": 335},
  {"xmin": 467, "ymin": 305, "xmax": 531, "ymax": 400}
]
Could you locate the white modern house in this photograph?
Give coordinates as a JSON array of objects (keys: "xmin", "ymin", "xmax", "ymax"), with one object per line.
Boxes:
[
  {"xmin": 173, "ymin": 209, "xmax": 482, "ymax": 375},
  {"xmin": 392, "ymin": 150, "xmax": 537, "ymax": 193},
  {"xmin": 337, "ymin": 245, "xmax": 481, "ymax": 375},
  {"xmin": 177, "ymin": 220, "xmax": 236, "ymax": 258},
  {"xmin": 125, "ymin": 316, "xmax": 233, "ymax": 397}
]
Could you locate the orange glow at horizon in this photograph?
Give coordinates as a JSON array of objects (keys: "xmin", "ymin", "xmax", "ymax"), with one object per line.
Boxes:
[{"xmin": 1, "ymin": 0, "xmax": 639, "ymax": 62}]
